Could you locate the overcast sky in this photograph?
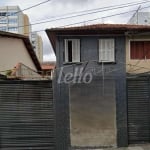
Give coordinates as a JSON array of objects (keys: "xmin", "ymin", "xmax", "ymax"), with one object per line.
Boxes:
[{"xmin": 0, "ymin": 0, "xmax": 150, "ymax": 62}]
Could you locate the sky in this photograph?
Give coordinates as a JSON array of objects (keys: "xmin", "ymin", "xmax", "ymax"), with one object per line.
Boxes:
[{"xmin": 0, "ymin": 0, "xmax": 150, "ymax": 62}]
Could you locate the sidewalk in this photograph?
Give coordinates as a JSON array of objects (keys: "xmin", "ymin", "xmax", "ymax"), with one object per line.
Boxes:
[
  {"xmin": 106, "ymin": 144, "xmax": 150, "ymax": 150},
  {"xmin": 74, "ymin": 144, "xmax": 150, "ymax": 150},
  {"xmin": 107, "ymin": 144, "xmax": 150, "ymax": 150}
]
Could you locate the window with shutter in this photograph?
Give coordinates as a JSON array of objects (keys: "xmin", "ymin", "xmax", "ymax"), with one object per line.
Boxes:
[
  {"xmin": 64, "ymin": 39, "xmax": 80, "ymax": 62},
  {"xmin": 130, "ymin": 41, "xmax": 150, "ymax": 59},
  {"xmin": 99, "ymin": 39, "xmax": 115, "ymax": 62}
]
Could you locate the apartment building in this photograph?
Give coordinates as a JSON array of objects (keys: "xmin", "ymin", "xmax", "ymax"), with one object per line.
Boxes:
[
  {"xmin": 31, "ymin": 32, "xmax": 43, "ymax": 62},
  {"xmin": 0, "ymin": 6, "xmax": 43, "ymax": 62},
  {"xmin": 0, "ymin": 6, "xmax": 27, "ymax": 34}
]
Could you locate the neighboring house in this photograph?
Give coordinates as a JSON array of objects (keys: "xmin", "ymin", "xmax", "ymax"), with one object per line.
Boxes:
[
  {"xmin": 127, "ymin": 11, "xmax": 150, "ymax": 74},
  {"xmin": 126, "ymin": 34, "xmax": 150, "ymax": 74},
  {"xmin": 0, "ymin": 31, "xmax": 41, "ymax": 79},
  {"xmin": 41, "ymin": 61, "xmax": 56, "ymax": 79},
  {"xmin": 46, "ymin": 24, "xmax": 150, "ymax": 149},
  {"xmin": 0, "ymin": 6, "xmax": 43, "ymax": 62}
]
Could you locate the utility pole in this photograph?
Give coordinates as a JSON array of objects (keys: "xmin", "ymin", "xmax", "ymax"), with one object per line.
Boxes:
[{"xmin": 136, "ymin": 5, "xmax": 141, "ymax": 24}]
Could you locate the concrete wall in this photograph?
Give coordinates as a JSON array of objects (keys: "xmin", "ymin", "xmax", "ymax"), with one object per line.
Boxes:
[
  {"xmin": 12, "ymin": 63, "xmax": 41, "ymax": 80},
  {"xmin": 54, "ymin": 35, "xmax": 127, "ymax": 149},
  {"xmin": 0, "ymin": 37, "xmax": 37, "ymax": 74},
  {"xmin": 126, "ymin": 35, "xmax": 150, "ymax": 74},
  {"xmin": 70, "ymin": 80, "xmax": 116, "ymax": 147}
]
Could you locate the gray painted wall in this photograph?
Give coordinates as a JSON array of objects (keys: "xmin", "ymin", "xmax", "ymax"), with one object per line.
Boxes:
[
  {"xmin": 70, "ymin": 80, "xmax": 116, "ymax": 147},
  {"xmin": 53, "ymin": 35, "xmax": 127, "ymax": 149}
]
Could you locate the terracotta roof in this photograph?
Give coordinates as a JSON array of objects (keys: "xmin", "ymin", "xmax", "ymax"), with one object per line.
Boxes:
[
  {"xmin": 41, "ymin": 62, "xmax": 56, "ymax": 70},
  {"xmin": 46, "ymin": 23, "xmax": 150, "ymax": 52},
  {"xmin": 0, "ymin": 31, "xmax": 41, "ymax": 71},
  {"xmin": 47, "ymin": 24, "xmax": 150, "ymax": 31}
]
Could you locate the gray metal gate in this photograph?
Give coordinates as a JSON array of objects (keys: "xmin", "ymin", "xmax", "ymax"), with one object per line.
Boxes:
[
  {"xmin": 0, "ymin": 80, "xmax": 55, "ymax": 149},
  {"xmin": 127, "ymin": 77, "xmax": 150, "ymax": 144}
]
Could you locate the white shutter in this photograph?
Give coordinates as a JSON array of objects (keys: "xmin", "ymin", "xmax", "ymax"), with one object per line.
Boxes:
[
  {"xmin": 64, "ymin": 39, "xmax": 69, "ymax": 62},
  {"xmin": 72, "ymin": 39, "xmax": 80, "ymax": 62},
  {"xmin": 108, "ymin": 39, "xmax": 115, "ymax": 62},
  {"xmin": 99, "ymin": 39, "xmax": 105, "ymax": 62},
  {"xmin": 99, "ymin": 39, "xmax": 115, "ymax": 62}
]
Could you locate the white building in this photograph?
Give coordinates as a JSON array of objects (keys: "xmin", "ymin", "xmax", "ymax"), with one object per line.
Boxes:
[
  {"xmin": 0, "ymin": 6, "xmax": 27, "ymax": 34},
  {"xmin": 0, "ymin": 6, "xmax": 43, "ymax": 62},
  {"xmin": 0, "ymin": 31, "xmax": 42, "ymax": 79},
  {"xmin": 31, "ymin": 32, "xmax": 43, "ymax": 62}
]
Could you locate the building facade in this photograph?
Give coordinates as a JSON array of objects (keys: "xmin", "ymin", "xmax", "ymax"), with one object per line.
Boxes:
[
  {"xmin": 127, "ymin": 12, "xmax": 150, "ymax": 74},
  {"xmin": 31, "ymin": 32, "xmax": 43, "ymax": 62},
  {"xmin": 0, "ymin": 6, "xmax": 43, "ymax": 62},
  {"xmin": 46, "ymin": 24, "xmax": 150, "ymax": 149},
  {"xmin": 46, "ymin": 24, "xmax": 128, "ymax": 149},
  {"xmin": 41, "ymin": 61, "xmax": 56, "ymax": 79},
  {"xmin": 0, "ymin": 31, "xmax": 41, "ymax": 78},
  {"xmin": 0, "ymin": 6, "xmax": 27, "ymax": 34}
]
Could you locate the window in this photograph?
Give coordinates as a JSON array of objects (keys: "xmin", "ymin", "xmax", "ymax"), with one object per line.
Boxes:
[
  {"xmin": 0, "ymin": 26, "xmax": 7, "ymax": 31},
  {"xmin": 99, "ymin": 39, "xmax": 115, "ymax": 62},
  {"xmin": 130, "ymin": 41, "xmax": 150, "ymax": 59},
  {"xmin": 0, "ymin": 19, "xmax": 7, "ymax": 24},
  {"xmin": 64, "ymin": 39, "xmax": 80, "ymax": 62},
  {"xmin": 8, "ymin": 27, "xmax": 18, "ymax": 32},
  {"xmin": 33, "ymin": 46, "xmax": 36, "ymax": 50},
  {"xmin": 32, "ymin": 41, "xmax": 35, "ymax": 44},
  {"xmin": 8, "ymin": 18, "xmax": 18, "ymax": 24},
  {"xmin": 7, "ymin": 12, "xmax": 17, "ymax": 16},
  {"xmin": 0, "ymin": 12, "xmax": 7, "ymax": 16}
]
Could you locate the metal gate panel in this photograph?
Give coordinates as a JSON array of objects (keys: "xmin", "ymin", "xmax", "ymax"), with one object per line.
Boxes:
[
  {"xmin": 0, "ymin": 80, "xmax": 55, "ymax": 149},
  {"xmin": 127, "ymin": 77, "xmax": 150, "ymax": 144}
]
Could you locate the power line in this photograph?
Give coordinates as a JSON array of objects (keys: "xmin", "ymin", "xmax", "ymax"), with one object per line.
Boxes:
[
  {"xmin": 22, "ymin": 4, "xmax": 150, "ymax": 35},
  {"xmin": 60, "ymin": 5, "xmax": 150, "ymax": 27},
  {"xmin": 33, "ymin": 0, "xmax": 149, "ymax": 22},
  {"xmin": 10, "ymin": 0, "xmax": 150, "ymax": 30},
  {"xmin": 0, "ymin": 0, "xmax": 52, "ymax": 20},
  {"xmin": 2, "ymin": 0, "xmax": 149, "ymax": 36},
  {"xmin": 3, "ymin": 1, "xmax": 150, "ymax": 36}
]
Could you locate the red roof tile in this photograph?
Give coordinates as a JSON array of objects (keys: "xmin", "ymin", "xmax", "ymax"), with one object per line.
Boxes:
[
  {"xmin": 47, "ymin": 23, "xmax": 150, "ymax": 32},
  {"xmin": 41, "ymin": 62, "xmax": 56, "ymax": 70}
]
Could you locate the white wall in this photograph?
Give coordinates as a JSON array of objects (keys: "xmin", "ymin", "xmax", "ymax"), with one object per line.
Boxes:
[{"xmin": 0, "ymin": 37, "xmax": 37, "ymax": 75}]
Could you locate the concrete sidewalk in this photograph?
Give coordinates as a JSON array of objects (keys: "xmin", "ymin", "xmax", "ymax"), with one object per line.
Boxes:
[
  {"xmin": 106, "ymin": 145, "xmax": 150, "ymax": 150},
  {"xmin": 74, "ymin": 144, "xmax": 150, "ymax": 150}
]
